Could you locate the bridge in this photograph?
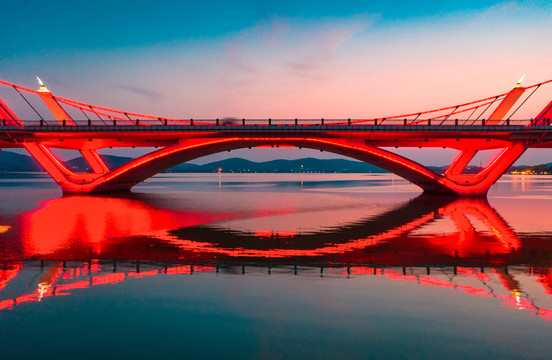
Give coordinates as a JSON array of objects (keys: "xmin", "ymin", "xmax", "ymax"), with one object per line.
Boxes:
[{"xmin": 1, "ymin": 77, "xmax": 552, "ymax": 196}]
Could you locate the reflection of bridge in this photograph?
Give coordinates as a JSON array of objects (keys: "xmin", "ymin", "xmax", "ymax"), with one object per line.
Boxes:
[
  {"xmin": 1, "ymin": 78, "xmax": 552, "ymax": 195},
  {"xmin": 1, "ymin": 192, "xmax": 551, "ymax": 266},
  {"xmin": 1, "ymin": 261, "xmax": 552, "ymax": 322},
  {"xmin": 163, "ymin": 196, "xmax": 527, "ymax": 265},
  {"xmin": 2, "ymin": 193, "xmax": 552, "ymax": 318}
]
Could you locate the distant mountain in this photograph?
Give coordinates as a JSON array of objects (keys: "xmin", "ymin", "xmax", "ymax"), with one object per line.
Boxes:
[
  {"xmin": 65, "ymin": 155, "xmax": 200, "ymax": 173},
  {"xmin": 0, "ymin": 151, "xmax": 43, "ymax": 172},
  {"xmin": 178, "ymin": 157, "xmax": 386, "ymax": 173},
  {"xmin": 65, "ymin": 155, "xmax": 143, "ymax": 172},
  {"xmin": 6, "ymin": 149, "xmax": 548, "ymax": 174},
  {"xmin": 427, "ymin": 165, "xmax": 483, "ymax": 175},
  {"xmin": 0, "ymin": 151, "xmax": 386, "ymax": 173}
]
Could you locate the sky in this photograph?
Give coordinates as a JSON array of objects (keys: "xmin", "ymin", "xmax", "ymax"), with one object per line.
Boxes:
[{"xmin": 1, "ymin": 0, "xmax": 552, "ymax": 165}]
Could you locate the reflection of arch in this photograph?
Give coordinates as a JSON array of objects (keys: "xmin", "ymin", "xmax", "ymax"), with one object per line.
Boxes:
[
  {"xmin": 4, "ymin": 192, "xmax": 530, "ymax": 266},
  {"xmin": 24, "ymin": 137, "xmax": 527, "ymax": 196},
  {"xmin": 169, "ymin": 194, "xmax": 452, "ymax": 252},
  {"xmin": 166, "ymin": 195, "xmax": 522, "ymax": 264}
]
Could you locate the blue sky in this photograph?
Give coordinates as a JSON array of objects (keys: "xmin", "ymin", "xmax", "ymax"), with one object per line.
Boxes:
[
  {"xmin": 2, "ymin": 1, "xmax": 552, "ymax": 165},
  {"xmin": 3, "ymin": 1, "xmax": 508, "ymax": 53}
]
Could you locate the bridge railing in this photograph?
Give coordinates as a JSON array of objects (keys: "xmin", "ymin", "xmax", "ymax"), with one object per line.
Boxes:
[{"xmin": 1, "ymin": 118, "xmax": 548, "ymax": 127}]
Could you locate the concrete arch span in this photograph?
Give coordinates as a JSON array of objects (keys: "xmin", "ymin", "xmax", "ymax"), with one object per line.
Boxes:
[{"xmin": 24, "ymin": 137, "xmax": 527, "ymax": 196}]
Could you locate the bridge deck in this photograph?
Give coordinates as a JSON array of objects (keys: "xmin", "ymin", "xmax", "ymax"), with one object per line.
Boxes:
[
  {"xmin": 2, "ymin": 124, "xmax": 552, "ymax": 149},
  {"xmin": 2, "ymin": 124, "xmax": 551, "ymax": 133}
]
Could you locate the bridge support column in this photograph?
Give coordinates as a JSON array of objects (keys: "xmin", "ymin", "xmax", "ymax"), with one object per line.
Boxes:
[
  {"xmin": 80, "ymin": 149, "xmax": 110, "ymax": 174},
  {"xmin": 439, "ymin": 143, "xmax": 527, "ymax": 196},
  {"xmin": 445, "ymin": 149, "xmax": 478, "ymax": 176},
  {"xmin": 23, "ymin": 143, "xmax": 111, "ymax": 194}
]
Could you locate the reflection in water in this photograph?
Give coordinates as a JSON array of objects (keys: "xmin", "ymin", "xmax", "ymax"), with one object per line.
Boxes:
[
  {"xmin": 1, "ymin": 261, "xmax": 551, "ymax": 322},
  {"xmin": 1, "ymin": 191, "xmax": 552, "ymax": 323},
  {"xmin": 165, "ymin": 196, "xmax": 522, "ymax": 262},
  {"xmin": 18, "ymin": 195, "xmax": 237, "ymax": 258},
  {"xmin": 1, "ymin": 194, "xmax": 545, "ymax": 265}
]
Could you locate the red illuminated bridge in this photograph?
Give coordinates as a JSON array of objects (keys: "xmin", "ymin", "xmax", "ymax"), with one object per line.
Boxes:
[{"xmin": 1, "ymin": 77, "xmax": 552, "ymax": 196}]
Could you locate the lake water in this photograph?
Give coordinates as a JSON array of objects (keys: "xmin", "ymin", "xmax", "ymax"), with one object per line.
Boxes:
[{"xmin": 0, "ymin": 173, "xmax": 551, "ymax": 359}]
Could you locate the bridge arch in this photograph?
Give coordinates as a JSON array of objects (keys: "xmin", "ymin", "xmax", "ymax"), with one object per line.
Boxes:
[
  {"xmin": 99, "ymin": 138, "xmax": 456, "ymax": 194},
  {"xmin": 25, "ymin": 137, "xmax": 526, "ymax": 196}
]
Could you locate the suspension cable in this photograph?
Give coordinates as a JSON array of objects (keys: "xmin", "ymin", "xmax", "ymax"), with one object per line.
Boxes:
[
  {"xmin": 475, "ymin": 96, "xmax": 500, "ymax": 120},
  {"xmin": 428, "ymin": 99, "xmax": 497, "ymax": 120},
  {"xmin": 80, "ymin": 108, "xmax": 91, "ymax": 121},
  {"xmin": 88, "ymin": 105, "xmax": 103, "ymax": 121},
  {"xmin": 466, "ymin": 106, "xmax": 479, "ymax": 121},
  {"xmin": 444, "ymin": 106, "xmax": 459, "ymax": 120},
  {"xmin": 12, "ymin": 86, "xmax": 44, "ymax": 121}
]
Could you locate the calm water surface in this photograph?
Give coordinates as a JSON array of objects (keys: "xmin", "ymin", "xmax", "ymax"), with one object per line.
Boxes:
[{"xmin": 0, "ymin": 173, "xmax": 551, "ymax": 359}]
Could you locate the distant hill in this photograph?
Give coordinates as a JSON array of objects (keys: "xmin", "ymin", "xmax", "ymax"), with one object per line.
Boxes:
[
  {"xmin": 0, "ymin": 151, "xmax": 386, "ymax": 173},
  {"xmin": 65, "ymin": 155, "xmax": 145, "ymax": 172},
  {"xmin": 178, "ymin": 157, "xmax": 386, "ymax": 173},
  {"xmin": 0, "ymin": 151, "xmax": 43, "ymax": 172},
  {"xmin": 428, "ymin": 165, "xmax": 483, "ymax": 174},
  {"xmin": 4, "ymin": 149, "xmax": 549, "ymax": 174}
]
